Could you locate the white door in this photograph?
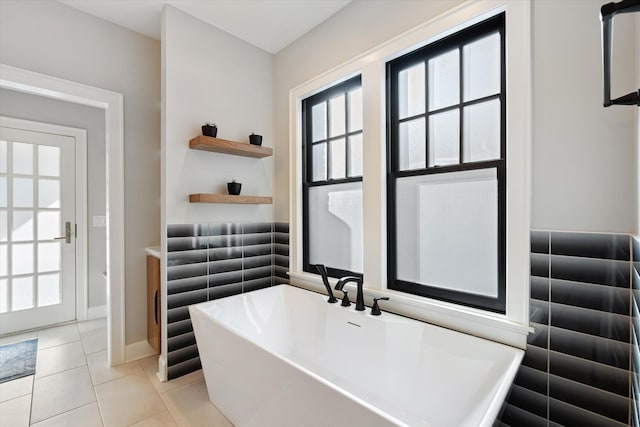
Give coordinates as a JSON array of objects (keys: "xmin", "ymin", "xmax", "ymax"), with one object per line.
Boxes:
[{"xmin": 0, "ymin": 126, "xmax": 76, "ymax": 334}]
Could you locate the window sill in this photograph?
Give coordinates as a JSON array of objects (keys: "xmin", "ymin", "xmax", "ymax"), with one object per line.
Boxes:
[{"xmin": 288, "ymin": 271, "xmax": 531, "ymax": 349}]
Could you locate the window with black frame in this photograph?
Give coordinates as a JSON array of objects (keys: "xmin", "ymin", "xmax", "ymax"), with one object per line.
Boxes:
[
  {"xmin": 387, "ymin": 14, "xmax": 506, "ymax": 313},
  {"xmin": 302, "ymin": 75, "xmax": 363, "ymax": 279}
]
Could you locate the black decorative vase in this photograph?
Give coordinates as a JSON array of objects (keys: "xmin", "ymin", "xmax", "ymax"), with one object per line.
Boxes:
[
  {"xmin": 202, "ymin": 125, "xmax": 218, "ymax": 137},
  {"xmin": 249, "ymin": 134, "xmax": 262, "ymax": 146},
  {"xmin": 227, "ymin": 182, "xmax": 242, "ymax": 195}
]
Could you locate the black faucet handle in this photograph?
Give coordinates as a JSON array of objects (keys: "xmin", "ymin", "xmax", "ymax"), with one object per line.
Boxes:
[
  {"xmin": 371, "ymin": 297, "xmax": 389, "ymax": 316},
  {"xmin": 339, "ymin": 289, "xmax": 351, "ymax": 307},
  {"xmin": 311, "ymin": 264, "xmax": 338, "ymax": 303}
]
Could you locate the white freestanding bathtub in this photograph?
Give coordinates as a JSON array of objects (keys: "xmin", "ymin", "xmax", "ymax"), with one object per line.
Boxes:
[{"xmin": 189, "ymin": 285, "xmax": 523, "ymax": 427}]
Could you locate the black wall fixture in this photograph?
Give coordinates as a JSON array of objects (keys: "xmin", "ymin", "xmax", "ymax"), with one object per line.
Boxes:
[{"xmin": 600, "ymin": 0, "xmax": 640, "ymax": 107}]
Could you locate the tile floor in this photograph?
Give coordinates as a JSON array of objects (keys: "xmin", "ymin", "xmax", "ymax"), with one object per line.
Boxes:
[{"xmin": 0, "ymin": 319, "xmax": 233, "ymax": 427}]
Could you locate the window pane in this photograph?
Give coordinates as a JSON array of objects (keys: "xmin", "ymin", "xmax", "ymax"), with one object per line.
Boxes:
[
  {"xmin": 38, "ymin": 273, "xmax": 61, "ymax": 307},
  {"xmin": 12, "ymin": 276, "xmax": 33, "ymax": 311},
  {"xmin": 38, "ymin": 211, "xmax": 60, "ymax": 240},
  {"xmin": 396, "ymin": 169, "xmax": 498, "ymax": 297},
  {"xmin": 0, "ymin": 177, "xmax": 6, "ymax": 208},
  {"xmin": 12, "ymin": 243, "xmax": 33, "ymax": 275},
  {"xmin": 0, "ymin": 244, "xmax": 6, "ymax": 276},
  {"xmin": 399, "ymin": 118, "xmax": 426, "ymax": 171},
  {"xmin": 428, "ymin": 109, "xmax": 460, "ymax": 167},
  {"xmin": 13, "ymin": 142, "xmax": 33, "ymax": 175},
  {"xmin": 312, "ymin": 103, "xmax": 327, "ymax": 142},
  {"xmin": 0, "ymin": 140, "xmax": 6, "ymax": 173},
  {"xmin": 39, "ymin": 146, "xmax": 61, "ymax": 177},
  {"xmin": 463, "ymin": 32, "xmax": 500, "ymax": 101},
  {"xmin": 348, "ymin": 88, "xmax": 363, "ymax": 132},
  {"xmin": 38, "ymin": 242, "xmax": 60, "ymax": 272},
  {"xmin": 399, "ymin": 63, "xmax": 425, "ymax": 119},
  {"xmin": 308, "ymin": 182, "xmax": 363, "ymax": 273},
  {"xmin": 0, "ymin": 279, "xmax": 7, "ymax": 313},
  {"xmin": 428, "ymin": 49, "xmax": 459, "ymax": 111},
  {"xmin": 348, "ymin": 134, "xmax": 363, "ymax": 177},
  {"xmin": 312, "ymin": 143, "xmax": 327, "ymax": 182},
  {"xmin": 12, "ymin": 211, "xmax": 33, "ymax": 242},
  {"xmin": 329, "ymin": 94, "xmax": 346, "ymax": 137},
  {"xmin": 39, "ymin": 179, "xmax": 60, "ymax": 208},
  {"xmin": 330, "ymin": 138, "xmax": 346, "ymax": 180},
  {"xmin": 463, "ymin": 99, "xmax": 501, "ymax": 162},
  {"xmin": 13, "ymin": 178, "xmax": 33, "ymax": 208},
  {"xmin": 0, "ymin": 211, "xmax": 6, "ymax": 242}
]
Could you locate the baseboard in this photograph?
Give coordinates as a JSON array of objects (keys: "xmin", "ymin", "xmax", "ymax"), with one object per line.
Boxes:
[
  {"xmin": 157, "ymin": 354, "xmax": 168, "ymax": 382},
  {"xmin": 87, "ymin": 304, "xmax": 106, "ymax": 320},
  {"xmin": 124, "ymin": 339, "xmax": 156, "ymax": 362}
]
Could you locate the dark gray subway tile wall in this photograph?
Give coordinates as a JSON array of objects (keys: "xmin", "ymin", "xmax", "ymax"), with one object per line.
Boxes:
[
  {"xmin": 166, "ymin": 222, "xmax": 289, "ymax": 380},
  {"xmin": 498, "ymin": 231, "xmax": 636, "ymax": 427}
]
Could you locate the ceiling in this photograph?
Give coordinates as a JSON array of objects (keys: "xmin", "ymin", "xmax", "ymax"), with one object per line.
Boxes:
[{"xmin": 58, "ymin": 0, "xmax": 352, "ymax": 54}]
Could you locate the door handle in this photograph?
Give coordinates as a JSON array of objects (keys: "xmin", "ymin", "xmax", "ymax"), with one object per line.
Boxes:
[{"xmin": 53, "ymin": 221, "xmax": 72, "ymax": 244}]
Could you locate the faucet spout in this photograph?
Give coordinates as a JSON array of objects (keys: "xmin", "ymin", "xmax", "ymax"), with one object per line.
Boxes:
[
  {"xmin": 335, "ymin": 276, "xmax": 365, "ymax": 311},
  {"xmin": 311, "ymin": 264, "xmax": 338, "ymax": 303}
]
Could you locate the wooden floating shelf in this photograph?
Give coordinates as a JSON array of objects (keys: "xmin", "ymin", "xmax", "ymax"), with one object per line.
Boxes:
[
  {"xmin": 189, "ymin": 135, "xmax": 272, "ymax": 158},
  {"xmin": 189, "ymin": 194, "xmax": 273, "ymax": 204}
]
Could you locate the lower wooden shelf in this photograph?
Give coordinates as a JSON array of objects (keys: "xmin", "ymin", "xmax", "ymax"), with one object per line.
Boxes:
[{"xmin": 189, "ymin": 194, "xmax": 273, "ymax": 204}]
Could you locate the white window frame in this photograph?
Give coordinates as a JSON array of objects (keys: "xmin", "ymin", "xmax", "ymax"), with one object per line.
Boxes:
[{"xmin": 288, "ymin": 0, "xmax": 532, "ymax": 349}]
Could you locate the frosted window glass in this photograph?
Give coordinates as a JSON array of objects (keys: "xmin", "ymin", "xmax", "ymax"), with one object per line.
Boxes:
[
  {"xmin": 0, "ymin": 211, "xmax": 6, "ymax": 242},
  {"xmin": 12, "ymin": 211, "xmax": 33, "ymax": 242},
  {"xmin": 0, "ymin": 140, "xmax": 6, "ymax": 173},
  {"xmin": 0, "ymin": 177, "xmax": 6, "ymax": 208},
  {"xmin": 329, "ymin": 95, "xmax": 345, "ymax": 137},
  {"xmin": 0, "ymin": 244, "xmax": 6, "ymax": 276},
  {"xmin": 463, "ymin": 32, "xmax": 500, "ymax": 101},
  {"xmin": 348, "ymin": 134, "xmax": 363, "ymax": 177},
  {"xmin": 38, "ymin": 211, "xmax": 60, "ymax": 240},
  {"xmin": 39, "ymin": 179, "xmax": 60, "ymax": 208},
  {"xmin": 312, "ymin": 143, "xmax": 327, "ymax": 182},
  {"xmin": 399, "ymin": 118, "xmax": 426, "ymax": 171},
  {"xmin": 13, "ymin": 178, "xmax": 33, "ymax": 208},
  {"xmin": 38, "ymin": 146, "xmax": 60, "ymax": 177},
  {"xmin": 330, "ymin": 138, "xmax": 346, "ymax": 180},
  {"xmin": 463, "ymin": 100, "xmax": 501, "ymax": 162},
  {"xmin": 12, "ymin": 243, "xmax": 33, "ymax": 275},
  {"xmin": 12, "ymin": 276, "xmax": 33, "ymax": 311},
  {"xmin": 0, "ymin": 279, "xmax": 7, "ymax": 313},
  {"xmin": 348, "ymin": 88, "xmax": 363, "ymax": 132},
  {"xmin": 428, "ymin": 49, "xmax": 459, "ymax": 111},
  {"xmin": 312, "ymin": 103, "xmax": 326, "ymax": 142},
  {"xmin": 398, "ymin": 63, "xmax": 425, "ymax": 119},
  {"xmin": 38, "ymin": 242, "xmax": 60, "ymax": 272},
  {"xmin": 13, "ymin": 142, "xmax": 33, "ymax": 175},
  {"xmin": 308, "ymin": 182, "xmax": 363, "ymax": 273},
  {"xmin": 396, "ymin": 169, "xmax": 498, "ymax": 297},
  {"xmin": 38, "ymin": 273, "xmax": 60, "ymax": 307},
  {"xmin": 428, "ymin": 109, "xmax": 460, "ymax": 167}
]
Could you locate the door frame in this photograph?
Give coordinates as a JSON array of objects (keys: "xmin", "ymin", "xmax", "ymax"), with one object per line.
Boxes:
[
  {"xmin": 0, "ymin": 116, "xmax": 88, "ymax": 323},
  {"xmin": 0, "ymin": 63, "xmax": 126, "ymax": 366}
]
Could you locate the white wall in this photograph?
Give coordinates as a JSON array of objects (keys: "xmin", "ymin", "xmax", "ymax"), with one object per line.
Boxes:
[
  {"xmin": 0, "ymin": 0, "xmax": 161, "ymax": 345},
  {"xmin": 162, "ymin": 6, "xmax": 273, "ymax": 226},
  {"xmin": 0, "ymin": 88, "xmax": 107, "ymax": 308}
]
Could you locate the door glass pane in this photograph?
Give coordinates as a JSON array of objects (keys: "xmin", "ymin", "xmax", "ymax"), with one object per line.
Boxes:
[
  {"xmin": 13, "ymin": 178, "xmax": 33, "ymax": 208},
  {"xmin": 428, "ymin": 109, "xmax": 460, "ymax": 167},
  {"xmin": 39, "ymin": 179, "xmax": 60, "ymax": 208},
  {"xmin": 399, "ymin": 118, "xmax": 426, "ymax": 171},
  {"xmin": 0, "ymin": 211, "xmax": 6, "ymax": 242},
  {"xmin": 38, "ymin": 273, "xmax": 60, "ymax": 307},
  {"xmin": 0, "ymin": 140, "xmax": 6, "ymax": 173},
  {"xmin": 38, "ymin": 242, "xmax": 60, "ymax": 272},
  {"xmin": 312, "ymin": 143, "xmax": 327, "ymax": 182},
  {"xmin": 329, "ymin": 138, "xmax": 346, "ymax": 180},
  {"xmin": 0, "ymin": 177, "xmax": 6, "ymax": 208},
  {"xmin": 312, "ymin": 103, "xmax": 327, "ymax": 142},
  {"xmin": 12, "ymin": 243, "xmax": 33, "ymax": 275},
  {"xmin": 0, "ymin": 244, "xmax": 6, "ymax": 275},
  {"xmin": 348, "ymin": 134, "xmax": 363, "ymax": 177},
  {"xmin": 463, "ymin": 32, "xmax": 500, "ymax": 101},
  {"xmin": 463, "ymin": 99, "xmax": 501, "ymax": 162},
  {"xmin": 0, "ymin": 279, "xmax": 7, "ymax": 313},
  {"xmin": 329, "ymin": 94, "xmax": 345, "ymax": 137},
  {"xmin": 13, "ymin": 142, "xmax": 33, "ymax": 175},
  {"xmin": 428, "ymin": 49, "xmax": 459, "ymax": 111},
  {"xmin": 348, "ymin": 88, "xmax": 363, "ymax": 132},
  {"xmin": 12, "ymin": 276, "xmax": 33, "ymax": 311},
  {"xmin": 38, "ymin": 211, "xmax": 60, "ymax": 240},
  {"xmin": 308, "ymin": 181, "xmax": 363, "ymax": 273},
  {"xmin": 12, "ymin": 211, "xmax": 33, "ymax": 242},
  {"xmin": 395, "ymin": 169, "xmax": 498, "ymax": 297},
  {"xmin": 398, "ymin": 63, "xmax": 425, "ymax": 119},
  {"xmin": 38, "ymin": 146, "xmax": 61, "ymax": 177}
]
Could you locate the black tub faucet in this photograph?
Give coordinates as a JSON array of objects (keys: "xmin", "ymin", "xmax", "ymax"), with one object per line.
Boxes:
[
  {"xmin": 335, "ymin": 276, "xmax": 365, "ymax": 311},
  {"xmin": 311, "ymin": 264, "xmax": 338, "ymax": 303}
]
